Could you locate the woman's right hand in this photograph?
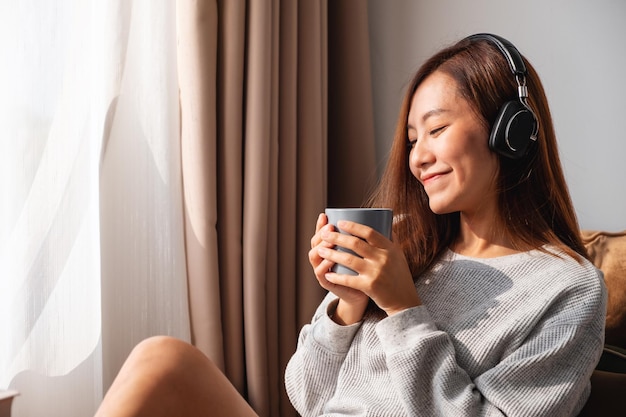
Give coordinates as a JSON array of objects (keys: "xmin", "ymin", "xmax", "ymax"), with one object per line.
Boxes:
[{"xmin": 308, "ymin": 213, "xmax": 369, "ymax": 324}]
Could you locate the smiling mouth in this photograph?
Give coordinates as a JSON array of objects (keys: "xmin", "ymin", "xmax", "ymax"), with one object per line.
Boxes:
[{"xmin": 421, "ymin": 172, "xmax": 446, "ymax": 185}]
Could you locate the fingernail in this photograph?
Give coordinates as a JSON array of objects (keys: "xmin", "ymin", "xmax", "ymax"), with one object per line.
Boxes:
[{"xmin": 318, "ymin": 247, "xmax": 329, "ymax": 256}]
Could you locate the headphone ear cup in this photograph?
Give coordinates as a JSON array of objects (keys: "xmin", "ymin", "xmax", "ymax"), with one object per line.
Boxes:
[{"xmin": 489, "ymin": 100, "xmax": 537, "ymax": 159}]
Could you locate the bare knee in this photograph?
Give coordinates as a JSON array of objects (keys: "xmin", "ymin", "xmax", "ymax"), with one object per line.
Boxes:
[
  {"xmin": 132, "ymin": 335, "xmax": 192, "ymax": 353},
  {"xmin": 130, "ymin": 336, "xmax": 198, "ymax": 362},
  {"xmin": 100, "ymin": 337, "xmax": 213, "ymax": 414},
  {"xmin": 99, "ymin": 336, "xmax": 257, "ymax": 417},
  {"xmin": 125, "ymin": 336, "xmax": 212, "ymax": 380}
]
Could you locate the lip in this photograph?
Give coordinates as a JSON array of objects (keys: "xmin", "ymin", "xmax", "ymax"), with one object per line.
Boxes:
[{"xmin": 420, "ymin": 171, "xmax": 448, "ymax": 185}]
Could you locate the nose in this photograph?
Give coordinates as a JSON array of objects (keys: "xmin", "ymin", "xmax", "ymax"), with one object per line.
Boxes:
[{"xmin": 409, "ymin": 138, "xmax": 434, "ymax": 174}]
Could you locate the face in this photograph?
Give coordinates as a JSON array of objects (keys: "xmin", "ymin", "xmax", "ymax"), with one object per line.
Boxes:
[{"xmin": 407, "ymin": 70, "xmax": 499, "ymax": 216}]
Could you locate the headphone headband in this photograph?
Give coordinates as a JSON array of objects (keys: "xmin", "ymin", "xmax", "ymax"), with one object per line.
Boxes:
[{"xmin": 466, "ymin": 33, "xmax": 527, "ymax": 78}]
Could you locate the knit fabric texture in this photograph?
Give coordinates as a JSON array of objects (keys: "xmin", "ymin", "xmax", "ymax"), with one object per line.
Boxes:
[{"xmin": 285, "ymin": 247, "xmax": 607, "ymax": 417}]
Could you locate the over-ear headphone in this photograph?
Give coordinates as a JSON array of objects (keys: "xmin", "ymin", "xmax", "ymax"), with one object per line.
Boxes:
[{"xmin": 465, "ymin": 33, "xmax": 539, "ymax": 159}]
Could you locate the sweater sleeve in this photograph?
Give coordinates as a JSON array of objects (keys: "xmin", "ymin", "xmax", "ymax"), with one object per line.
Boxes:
[
  {"xmin": 375, "ymin": 269, "xmax": 607, "ymax": 417},
  {"xmin": 284, "ymin": 293, "xmax": 363, "ymax": 416}
]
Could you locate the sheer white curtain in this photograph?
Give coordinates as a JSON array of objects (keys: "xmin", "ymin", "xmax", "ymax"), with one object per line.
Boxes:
[{"xmin": 0, "ymin": 1, "xmax": 190, "ymax": 416}]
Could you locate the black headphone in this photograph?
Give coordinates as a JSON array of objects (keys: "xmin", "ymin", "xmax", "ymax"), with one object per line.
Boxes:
[{"xmin": 465, "ymin": 33, "xmax": 539, "ymax": 159}]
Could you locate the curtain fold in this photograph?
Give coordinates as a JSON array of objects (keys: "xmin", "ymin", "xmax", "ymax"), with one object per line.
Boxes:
[
  {"xmin": 176, "ymin": 0, "xmax": 224, "ymax": 369},
  {"xmin": 216, "ymin": 0, "xmax": 248, "ymax": 393},
  {"xmin": 178, "ymin": 1, "xmax": 375, "ymax": 416},
  {"xmin": 242, "ymin": 0, "xmax": 283, "ymax": 412}
]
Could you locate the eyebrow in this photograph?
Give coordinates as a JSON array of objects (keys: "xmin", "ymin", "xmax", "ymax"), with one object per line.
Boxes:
[{"xmin": 407, "ymin": 108, "xmax": 450, "ymax": 130}]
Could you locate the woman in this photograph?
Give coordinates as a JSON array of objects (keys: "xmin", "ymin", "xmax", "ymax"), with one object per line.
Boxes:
[
  {"xmin": 95, "ymin": 34, "xmax": 606, "ymax": 417},
  {"xmin": 284, "ymin": 33, "xmax": 606, "ymax": 416}
]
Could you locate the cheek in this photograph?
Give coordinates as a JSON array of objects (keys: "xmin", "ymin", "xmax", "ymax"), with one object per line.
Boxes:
[
  {"xmin": 450, "ymin": 148, "xmax": 497, "ymax": 190},
  {"xmin": 458, "ymin": 130, "xmax": 498, "ymax": 180},
  {"xmin": 468, "ymin": 154, "xmax": 500, "ymax": 195}
]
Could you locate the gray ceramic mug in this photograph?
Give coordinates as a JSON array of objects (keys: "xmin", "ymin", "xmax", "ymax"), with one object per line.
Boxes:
[{"xmin": 324, "ymin": 208, "xmax": 393, "ymax": 275}]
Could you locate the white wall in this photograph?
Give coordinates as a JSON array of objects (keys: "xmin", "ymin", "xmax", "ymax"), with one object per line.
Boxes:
[{"xmin": 367, "ymin": 0, "xmax": 626, "ymax": 232}]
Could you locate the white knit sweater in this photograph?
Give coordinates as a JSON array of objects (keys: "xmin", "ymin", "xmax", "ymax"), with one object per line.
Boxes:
[{"xmin": 285, "ymin": 247, "xmax": 606, "ymax": 417}]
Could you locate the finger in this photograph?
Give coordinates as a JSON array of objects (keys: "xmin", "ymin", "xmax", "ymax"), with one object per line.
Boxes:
[
  {"xmin": 308, "ymin": 238, "xmax": 336, "ymax": 268},
  {"xmin": 313, "ymin": 260, "xmax": 339, "ymax": 289},
  {"xmin": 310, "ymin": 213, "xmax": 324, "ymax": 249},
  {"xmin": 309, "ymin": 243, "xmax": 327, "ymax": 266},
  {"xmin": 311, "ymin": 214, "xmax": 332, "ymax": 249},
  {"xmin": 321, "ymin": 228, "xmax": 373, "ymax": 260},
  {"xmin": 336, "ymin": 220, "xmax": 391, "ymax": 247},
  {"xmin": 311, "ymin": 224, "xmax": 336, "ymax": 250},
  {"xmin": 324, "ymin": 271, "xmax": 363, "ymax": 292},
  {"xmin": 314, "ymin": 258, "xmax": 334, "ymax": 276},
  {"xmin": 317, "ymin": 246, "xmax": 365, "ymax": 276},
  {"xmin": 315, "ymin": 213, "xmax": 328, "ymax": 233}
]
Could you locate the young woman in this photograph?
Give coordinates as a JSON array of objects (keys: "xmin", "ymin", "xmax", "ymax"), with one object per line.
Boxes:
[
  {"xmin": 94, "ymin": 34, "xmax": 606, "ymax": 417},
  {"xmin": 284, "ymin": 33, "xmax": 606, "ymax": 416}
]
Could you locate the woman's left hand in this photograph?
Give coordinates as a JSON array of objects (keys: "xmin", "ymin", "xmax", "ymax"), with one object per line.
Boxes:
[{"xmin": 318, "ymin": 220, "xmax": 421, "ymax": 316}]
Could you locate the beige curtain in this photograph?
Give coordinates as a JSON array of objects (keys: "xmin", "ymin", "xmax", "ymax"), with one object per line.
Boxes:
[{"xmin": 176, "ymin": 1, "xmax": 376, "ymax": 415}]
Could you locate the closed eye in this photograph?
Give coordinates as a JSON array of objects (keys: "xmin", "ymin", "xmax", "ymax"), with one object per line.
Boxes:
[
  {"xmin": 407, "ymin": 125, "xmax": 447, "ymax": 150},
  {"xmin": 430, "ymin": 125, "xmax": 447, "ymax": 136}
]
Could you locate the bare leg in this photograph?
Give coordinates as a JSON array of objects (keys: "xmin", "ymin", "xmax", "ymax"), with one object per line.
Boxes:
[{"xmin": 95, "ymin": 336, "xmax": 258, "ymax": 417}]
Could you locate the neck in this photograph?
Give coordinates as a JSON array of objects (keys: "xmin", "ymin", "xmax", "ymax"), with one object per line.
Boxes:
[{"xmin": 452, "ymin": 211, "xmax": 519, "ymax": 258}]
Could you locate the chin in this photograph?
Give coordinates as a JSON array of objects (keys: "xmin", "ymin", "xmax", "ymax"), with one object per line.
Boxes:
[
  {"xmin": 428, "ymin": 203, "xmax": 453, "ymax": 215},
  {"xmin": 427, "ymin": 195, "xmax": 460, "ymax": 215}
]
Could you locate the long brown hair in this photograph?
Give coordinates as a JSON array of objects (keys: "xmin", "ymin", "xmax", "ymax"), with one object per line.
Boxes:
[{"xmin": 367, "ymin": 35, "xmax": 588, "ymax": 280}]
